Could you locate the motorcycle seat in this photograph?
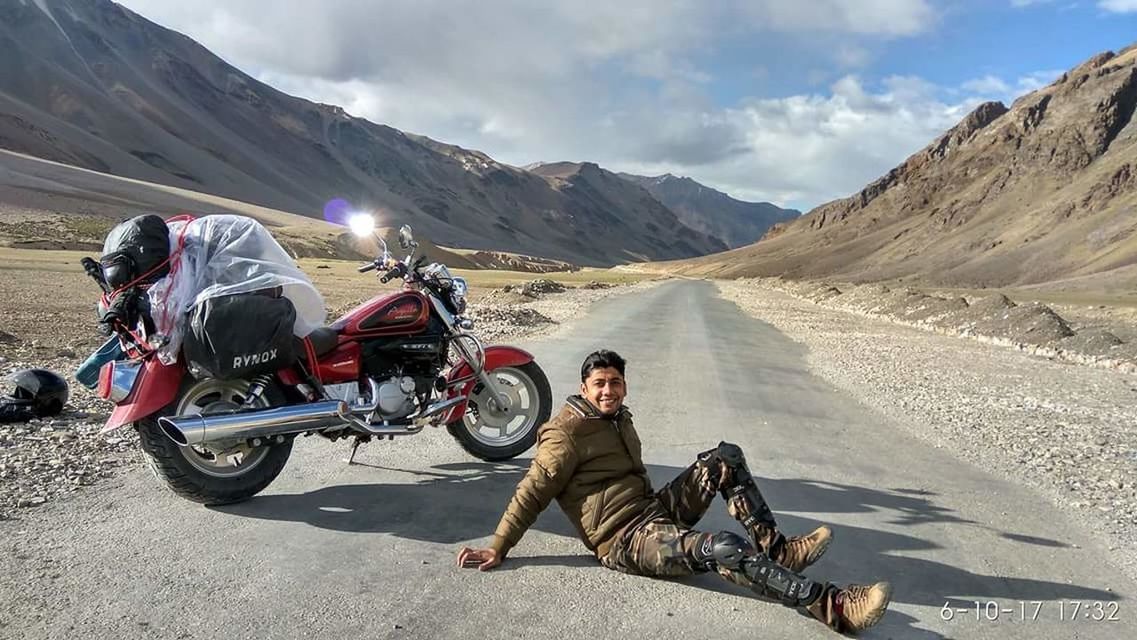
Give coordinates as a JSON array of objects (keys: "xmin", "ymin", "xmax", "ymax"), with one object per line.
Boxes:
[{"xmin": 296, "ymin": 326, "xmax": 339, "ymax": 360}]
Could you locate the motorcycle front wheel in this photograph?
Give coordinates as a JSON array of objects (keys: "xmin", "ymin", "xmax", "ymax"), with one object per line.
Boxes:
[
  {"xmin": 135, "ymin": 377, "xmax": 293, "ymax": 505},
  {"xmin": 447, "ymin": 361, "xmax": 552, "ymax": 461}
]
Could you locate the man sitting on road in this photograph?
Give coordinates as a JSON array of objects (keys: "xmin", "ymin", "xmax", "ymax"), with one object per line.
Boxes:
[{"xmin": 457, "ymin": 349, "xmax": 892, "ymax": 634}]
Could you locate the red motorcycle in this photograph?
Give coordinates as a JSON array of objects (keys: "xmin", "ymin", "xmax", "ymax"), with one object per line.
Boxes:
[{"xmin": 85, "ymin": 223, "xmax": 551, "ymax": 505}]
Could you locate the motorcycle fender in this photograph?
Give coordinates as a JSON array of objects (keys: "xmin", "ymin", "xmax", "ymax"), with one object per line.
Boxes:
[
  {"xmin": 100, "ymin": 358, "xmax": 185, "ymax": 433},
  {"xmin": 441, "ymin": 345, "xmax": 535, "ymax": 424}
]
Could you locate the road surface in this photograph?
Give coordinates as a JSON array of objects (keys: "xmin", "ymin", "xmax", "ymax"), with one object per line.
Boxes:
[{"xmin": 2, "ymin": 280, "xmax": 1132, "ymax": 639}]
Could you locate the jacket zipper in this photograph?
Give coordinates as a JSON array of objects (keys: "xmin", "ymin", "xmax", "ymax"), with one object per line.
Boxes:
[
  {"xmin": 590, "ymin": 483, "xmax": 605, "ymax": 532},
  {"xmin": 590, "ymin": 417, "xmax": 628, "ymax": 534},
  {"xmin": 613, "ymin": 416, "xmax": 636, "ymax": 466},
  {"xmin": 614, "ymin": 416, "xmax": 651, "ymax": 496},
  {"xmin": 589, "ymin": 413, "xmax": 636, "ymax": 535}
]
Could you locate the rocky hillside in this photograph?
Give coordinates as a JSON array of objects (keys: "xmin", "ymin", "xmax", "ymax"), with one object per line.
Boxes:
[
  {"xmin": 618, "ymin": 173, "xmax": 798, "ymax": 248},
  {"xmin": 526, "ymin": 162, "xmax": 728, "ymax": 260},
  {"xmin": 0, "ymin": 0, "xmax": 724, "ymax": 266},
  {"xmin": 669, "ymin": 45, "xmax": 1137, "ymax": 289}
]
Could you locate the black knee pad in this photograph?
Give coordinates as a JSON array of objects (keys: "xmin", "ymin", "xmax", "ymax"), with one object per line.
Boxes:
[
  {"xmin": 715, "ymin": 441, "xmax": 745, "ymax": 466},
  {"xmin": 692, "ymin": 531, "xmax": 822, "ymax": 608},
  {"xmin": 692, "ymin": 531, "xmax": 754, "ymax": 570},
  {"xmin": 697, "ymin": 442, "xmax": 746, "ymax": 468}
]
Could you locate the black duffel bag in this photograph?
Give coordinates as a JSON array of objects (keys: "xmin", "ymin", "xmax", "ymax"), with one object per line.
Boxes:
[{"xmin": 183, "ymin": 291, "xmax": 297, "ymax": 380}]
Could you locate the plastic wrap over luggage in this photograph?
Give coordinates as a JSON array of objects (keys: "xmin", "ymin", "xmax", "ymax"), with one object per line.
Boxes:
[{"xmin": 146, "ymin": 215, "xmax": 326, "ymax": 365}]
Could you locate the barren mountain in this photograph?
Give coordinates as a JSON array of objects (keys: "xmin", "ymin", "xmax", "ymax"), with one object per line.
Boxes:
[
  {"xmin": 0, "ymin": 148, "xmax": 489, "ymax": 268},
  {"xmin": 617, "ymin": 172, "xmax": 799, "ymax": 248},
  {"xmin": 0, "ymin": 0, "xmax": 724, "ymax": 266},
  {"xmin": 525, "ymin": 161, "xmax": 728, "ymax": 259},
  {"xmin": 668, "ymin": 45, "xmax": 1137, "ymax": 291}
]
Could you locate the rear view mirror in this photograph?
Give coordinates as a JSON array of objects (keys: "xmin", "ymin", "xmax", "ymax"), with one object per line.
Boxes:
[{"xmin": 398, "ymin": 225, "xmax": 415, "ymax": 249}]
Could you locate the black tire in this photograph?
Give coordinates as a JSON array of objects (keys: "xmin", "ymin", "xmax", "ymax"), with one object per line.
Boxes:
[
  {"xmin": 447, "ymin": 361, "xmax": 552, "ymax": 461},
  {"xmin": 134, "ymin": 379, "xmax": 293, "ymax": 505}
]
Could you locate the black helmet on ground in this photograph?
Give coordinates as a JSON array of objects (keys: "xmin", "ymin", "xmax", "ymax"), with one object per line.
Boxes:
[{"xmin": 2, "ymin": 369, "xmax": 70, "ymax": 417}]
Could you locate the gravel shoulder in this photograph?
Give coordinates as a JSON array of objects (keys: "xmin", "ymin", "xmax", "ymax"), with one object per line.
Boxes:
[
  {"xmin": 0, "ymin": 278, "xmax": 662, "ymax": 518},
  {"xmin": 717, "ymin": 280, "xmax": 1137, "ymax": 582}
]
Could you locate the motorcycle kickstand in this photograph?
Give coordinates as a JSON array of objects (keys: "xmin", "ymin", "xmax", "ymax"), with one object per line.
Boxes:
[{"xmin": 346, "ymin": 435, "xmax": 372, "ymax": 465}]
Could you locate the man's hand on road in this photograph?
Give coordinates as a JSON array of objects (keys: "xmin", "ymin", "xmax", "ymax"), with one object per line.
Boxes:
[{"xmin": 456, "ymin": 546, "xmax": 501, "ymax": 571}]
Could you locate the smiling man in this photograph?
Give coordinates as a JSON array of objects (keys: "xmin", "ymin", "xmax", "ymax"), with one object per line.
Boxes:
[{"xmin": 457, "ymin": 349, "xmax": 891, "ymax": 634}]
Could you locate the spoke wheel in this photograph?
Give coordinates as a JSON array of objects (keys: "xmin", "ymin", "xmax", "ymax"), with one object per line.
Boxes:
[
  {"xmin": 173, "ymin": 379, "xmax": 271, "ymax": 478},
  {"xmin": 134, "ymin": 377, "xmax": 294, "ymax": 505},
  {"xmin": 447, "ymin": 362, "xmax": 552, "ymax": 461}
]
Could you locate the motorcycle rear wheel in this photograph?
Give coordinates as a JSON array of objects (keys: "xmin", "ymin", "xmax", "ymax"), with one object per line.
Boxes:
[{"xmin": 135, "ymin": 377, "xmax": 293, "ymax": 505}]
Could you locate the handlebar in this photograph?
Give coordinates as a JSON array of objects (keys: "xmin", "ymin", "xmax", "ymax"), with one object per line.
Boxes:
[
  {"xmin": 379, "ymin": 263, "xmax": 407, "ymax": 284},
  {"xmin": 359, "ymin": 252, "xmax": 427, "ymax": 284},
  {"xmin": 81, "ymin": 256, "xmax": 111, "ymax": 293}
]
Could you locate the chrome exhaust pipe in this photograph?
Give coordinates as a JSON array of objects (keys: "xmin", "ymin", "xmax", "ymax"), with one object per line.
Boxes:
[{"xmin": 159, "ymin": 400, "xmax": 350, "ymax": 447}]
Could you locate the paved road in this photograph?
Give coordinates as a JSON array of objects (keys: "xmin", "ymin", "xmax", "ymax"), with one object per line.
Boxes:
[{"xmin": 2, "ymin": 280, "xmax": 1133, "ymax": 639}]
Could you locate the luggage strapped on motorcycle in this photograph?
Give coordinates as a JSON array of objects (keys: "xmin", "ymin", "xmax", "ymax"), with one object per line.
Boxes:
[
  {"xmin": 99, "ymin": 214, "xmax": 196, "ymax": 359},
  {"xmin": 148, "ymin": 214, "xmax": 326, "ymax": 368}
]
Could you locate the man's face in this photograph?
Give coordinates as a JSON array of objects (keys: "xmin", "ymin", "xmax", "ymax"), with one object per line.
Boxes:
[{"xmin": 581, "ymin": 367, "xmax": 627, "ymax": 416}]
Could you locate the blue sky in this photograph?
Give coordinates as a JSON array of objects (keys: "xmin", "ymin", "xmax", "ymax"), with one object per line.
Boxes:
[
  {"xmin": 704, "ymin": 2, "xmax": 1135, "ymax": 101},
  {"xmin": 120, "ymin": 0, "xmax": 1137, "ymax": 211}
]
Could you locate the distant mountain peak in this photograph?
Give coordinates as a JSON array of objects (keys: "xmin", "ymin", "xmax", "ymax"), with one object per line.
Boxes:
[{"xmin": 618, "ymin": 172, "xmax": 799, "ymax": 248}]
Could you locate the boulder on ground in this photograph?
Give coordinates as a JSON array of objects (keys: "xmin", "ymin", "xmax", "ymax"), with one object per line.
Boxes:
[
  {"xmin": 581, "ymin": 280, "xmax": 613, "ymax": 290},
  {"xmin": 969, "ymin": 302, "xmax": 1074, "ymax": 346},
  {"xmin": 520, "ymin": 279, "xmax": 567, "ymax": 297}
]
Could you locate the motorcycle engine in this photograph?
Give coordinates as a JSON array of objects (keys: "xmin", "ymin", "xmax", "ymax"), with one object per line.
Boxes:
[
  {"xmin": 359, "ymin": 328, "xmax": 447, "ymax": 420},
  {"xmin": 376, "ymin": 375, "xmax": 417, "ymax": 417}
]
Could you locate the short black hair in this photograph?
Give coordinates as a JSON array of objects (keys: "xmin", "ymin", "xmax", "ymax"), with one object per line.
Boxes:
[{"xmin": 581, "ymin": 349, "xmax": 626, "ymax": 382}]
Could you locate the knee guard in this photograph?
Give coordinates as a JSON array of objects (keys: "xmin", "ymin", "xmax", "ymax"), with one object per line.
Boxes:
[
  {"xmin": 739, "ymin": 553, "xmax": 824, "ymax": 607},
  {"xmin": 698, "ymin": 442, "xmax": 777, "ymax": 531},
  {"xmin": 691, "ymin": 531, "xmax": 822, "ymax": 608},
  {"xmin": 691, "ymin": 531, "xmax": 753, "ymax": 570}
]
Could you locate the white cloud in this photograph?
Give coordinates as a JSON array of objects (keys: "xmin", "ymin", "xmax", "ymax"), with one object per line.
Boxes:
[
  {"xmin": 956, "ymin": 70, "xmax": 1065, "ymax": 107},
  {"xmin": 962, "ymin": 75, "xmax": 1012, "ymax": 94},
  {"xmin": 612, "ymin": 75, "xmax": 984, "ymax": 207},
  {"xmin": 736, "ymin": 0, "xmax": 936, "ymax": 36},
  {"xmin": 117, "ymin": 0, "xmax": 956, "ymax": 210},
  {"xmin": 1016, "ymin": 70, "xmax": 1066, "ymax": 92},
  {"xmin": 1099, "ymin": 0, "xmax": 1137, "ymax": 11}
]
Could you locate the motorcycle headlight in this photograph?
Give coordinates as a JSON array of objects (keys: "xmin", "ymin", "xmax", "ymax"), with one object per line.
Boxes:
[{"xmin": 450, "ymin": 277, "xmax": 468, "ymax": 314}]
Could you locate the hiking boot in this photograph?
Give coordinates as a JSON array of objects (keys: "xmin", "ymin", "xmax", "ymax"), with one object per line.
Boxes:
[
  {"xmin": 777, "ymin": 525, "xmax": 833, "ymax": 572},
  {"xmin": 810, "ymin": 581, "xmax": 892, "ymax": 633}
]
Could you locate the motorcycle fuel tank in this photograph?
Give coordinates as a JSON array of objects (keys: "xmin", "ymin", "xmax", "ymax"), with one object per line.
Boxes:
[{"xmin": 331, "ymin": 290, "xmax": 431, "ymax": 338}]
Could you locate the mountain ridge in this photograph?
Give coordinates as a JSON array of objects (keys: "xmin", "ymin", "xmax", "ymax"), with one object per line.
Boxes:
[
  {"xmin": 667, "ymin": 44, "xmax": 1137, "ymax": 290},
  {"xmin": 618, "ymin": 172, "xmax": 799, "ymax": 248},
  {"xmin": 0, "ymin": 0, "xmax": 726, "ymax": 266}
]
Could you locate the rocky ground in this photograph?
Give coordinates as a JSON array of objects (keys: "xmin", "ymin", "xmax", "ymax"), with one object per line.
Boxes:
[
  {"xmin": 764, "ymin": 278, "xmax": 1137, "ymax": 373},
  {"xmin": 0, "ymin": 277, "xmax": 658, "ymax": 519},
  {"xmin": 717, "ymin": 279, "xmax": 1137, "ymax": 581}
]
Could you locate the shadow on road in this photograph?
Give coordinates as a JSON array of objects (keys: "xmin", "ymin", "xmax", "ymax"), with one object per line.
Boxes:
[{"xmin": 216, "ymin": 460, "xmax": 1117, "ymax": 638}]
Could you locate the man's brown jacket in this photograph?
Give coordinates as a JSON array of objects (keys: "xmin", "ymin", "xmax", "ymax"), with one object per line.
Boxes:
[{"xmin": 490, "ymin": 395, "xmax": 654, "ymax": 558}]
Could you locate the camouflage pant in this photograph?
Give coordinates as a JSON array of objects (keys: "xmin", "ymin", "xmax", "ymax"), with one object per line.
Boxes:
[
  {"xmin": 599, "ymin": 446, "xmax": 835, "ymax": 597},
  {"xmin": 599, "ymin": 448, "xmax": 748, "ymax": 579},
  {"xmin": 598, "ymin": 445, "xmax": 842, "ymax": 626}
]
